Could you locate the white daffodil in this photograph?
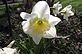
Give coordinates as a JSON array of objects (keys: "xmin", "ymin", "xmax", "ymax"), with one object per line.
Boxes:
[
  {"xmin": 60, "ymin": 5, "xmax": 74, "ymax": 21},
  {"xmin": 0, "ymin": 48, "xmax": 17, "ymax": 54},
  {"xmin": 0, "ymin": 40, "xmax": 18, "ymax": 54},
  {"xmin": 52, "ymin": 2, "xmax": 62, "ymax": 16},
  {"xmin": 20, "ymin": 1, "xmax": 61, "ymax": 45}
]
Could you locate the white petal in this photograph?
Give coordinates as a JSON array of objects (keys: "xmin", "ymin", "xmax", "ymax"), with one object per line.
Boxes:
[
  {"xmin": 26, "ymin": 27, "xmax": 42, "ymax": 45},
  {"xmin": 61, "ymin": 5, "xmax": 72, "ymax": 13},
  {"xmin": 49, "ymin": 15, "xmax": 61, "ymax": 25},
  {"xmin": 22, "ymin": 20, "xmax": 30, "ymax": 34},
  {"xmin": 52, "ymin": 2, "xmax": 62, "ymax": 16},
  {"xmin": 53, "ymin": 2, "xmax": 62, "ymax": 11},
  {"xmin": 58, "ymin": 4, "xmax": 62, "ymax": 10},
  {"xmin": 54, "ymin": 35, "xmax": 70, "ymax": 38},
  {"xmin": 66, "ymin": 5, "xmax": 72, "ymax": 11},
  {"xmin": 31, "ymin": 1, "xmax": 50, "ymax": 18},
  {"xmin": 20, "ymin": 12, "xmax": 37, "ymax": 20},
  {"xmin": 52, "ymin": 8, "xmax": 59, "ymax": 16},
  {"xmin": 7, "ymin": 40, "xmax": 15, "ymax": 48},
  {"xmin": 43, "ymin": 26, "xmax": 57, "ymax": 38},
  {"xmin": 53, "ymin": 10, "xmax": 58, "ymax": 16},
  {"xmin": 68, "ymin": 11, "xmax": 74, "ymax": 16},
  {"xmin": 0, "ymin": 49, "xmax": 3, "ymax": 54},
  {"xmin": 32, "ymin": 35, "xmax": 42, "ymax": 45},
  {"xmin": 3, "ymin": 47, "xmax": 17, "ymax": 54},
  {"xmin": 53, "ymin": 2, "xmax": 59, "ymax": 8},
  {"xmin": 20, "ymin": 12, "xmax": 30, "ymax": 20},
  {"xmin": 0, "ymin": 49, "xmax": 2, "ymax": 52}
]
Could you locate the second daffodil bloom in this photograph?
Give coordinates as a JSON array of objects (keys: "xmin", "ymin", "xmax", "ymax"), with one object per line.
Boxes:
[
  {"xmin": 0, "ymin": 40, "xmax": 18, "ymax": 54},
  {"xmin": 0, "ymin": 48, "xmax": 17, "ymax": 54},
  {"xmin": 60, "ymin": 5, "xmax": 74, "ymax": 21},
  {"xmin": 52, "ymin": 2, "xmax": 62, "ymax": 16},
  {"xmin": 20, "ymin": 1, "xmax": 61, "ymax": 45}
]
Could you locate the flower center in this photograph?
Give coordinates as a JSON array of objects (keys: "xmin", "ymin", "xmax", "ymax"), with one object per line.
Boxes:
[
  {"xmin": 29, "ymin": 17, "xmax": 50, "ymax": 35},
  {"xmin": 37, "ymin": 20, "xmax": 43, "ymax": 25}
]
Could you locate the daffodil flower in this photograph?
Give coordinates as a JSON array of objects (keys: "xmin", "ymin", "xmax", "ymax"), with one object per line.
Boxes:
[
  {"xmin": 0, "ymin": 40, "xmax": 18, "ymax": 54},
  {"xmin": 20, "ymin": 1, "xmax": 61, "ymax": 45},
  {"xmin": 52, "ymin": 2, "xmax": 62, "ymax": 16},
  {"xmin": 60, "ymin": 5, "xmax": 74, "ymax": 21},
  {"xmin": 0, "ymin": 48, "xmax": 17, "ymax": 54}
]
